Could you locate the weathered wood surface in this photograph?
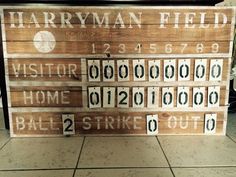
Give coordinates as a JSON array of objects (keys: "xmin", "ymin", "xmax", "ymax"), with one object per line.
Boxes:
[
  {"xmin": 5, "ymin": 42, "xmax": 230, "ymax": 55},
  {"xmin": 4, "ymin": 25, "xmax": 232, "ymax": 42},
  {"xmin": 11, "ymin": 111, "xmax": 225, "ymax": 136},
  {"xmin": 2, "ymin": 7, "xmax": 234, "ymax": 55},
  {"xmin": 9, "ymin": 86, "xmax": 227, "ymax": 107},
  {"xmin": 1, "ymin": 6, "xmax": 234, "ymax": 136},
  {"xmin": 7, "ymin": 58, "xmax": 229, "ymax": 81},
  {"xmin": 8, "ymin": 58, "xmax": 82, "ymax": 81},
  {"xmin": 10, "ymin": 86, "xmax": 83, "ymax": 107},
  {"xmin": 3, "ymin": 8, "xmax": 233, "ymax": 25}
]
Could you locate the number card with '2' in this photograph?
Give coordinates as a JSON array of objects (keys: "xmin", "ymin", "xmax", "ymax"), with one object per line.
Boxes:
[{"xmin": 62, "ymin": 114, "xmax": 75, "ymax": 135}]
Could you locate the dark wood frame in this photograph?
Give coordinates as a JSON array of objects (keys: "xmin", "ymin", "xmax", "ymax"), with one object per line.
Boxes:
[{"xmin": 0, "ymin": 20, "xmax": 9, "ymax": 129}]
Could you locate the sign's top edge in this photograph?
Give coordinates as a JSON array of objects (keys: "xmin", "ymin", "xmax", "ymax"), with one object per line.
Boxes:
[{"xmin": 0, "ymin": 6, "xmax": 235, "ymax": 9}]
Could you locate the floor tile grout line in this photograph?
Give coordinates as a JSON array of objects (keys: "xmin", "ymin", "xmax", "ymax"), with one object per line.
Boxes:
[
  {"xmin": 0, "ymin": 138, "xmax": 11, "ymax": 151},
  {"xmin": 75, "ymin": 166, "xmax": 236, "ymax": 169},
  {"xmin": 1, "ymin": 166, "xmax": 236, "ymax": 172},
  {"xmin": 72, "ymin": 136, "xmax": 86, "ymax": 177},
  {"xmin": 0, "ymin": 168, "xmax": 75, "ymax": 172},
  {"xmin": 76, "ymin": 167, "xmax": 171, "ymax": 170},
  {"xmin": 156, "ymin": 136, "xmax": 176, "ymax": 177},
  {"xmin": 171, "ymin": 166, "xmax": 236, "ymax": 168},
  {"xmin": 226, "ymin": 134, "xmax": 236, "ymax": 144}
]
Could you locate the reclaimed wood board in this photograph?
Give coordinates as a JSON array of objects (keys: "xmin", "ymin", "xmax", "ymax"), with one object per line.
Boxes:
[
  {"xmin": 11, "ymin": 111, "xmax": 225, "ymax": 135},
  {"xmin": 0, "ymin": 6, "xmax": 235, "ymax": 137}
]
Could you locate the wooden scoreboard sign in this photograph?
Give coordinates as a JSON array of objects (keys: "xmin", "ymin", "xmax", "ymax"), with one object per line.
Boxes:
[{"xmin": 0, "ymin": 6, "xmax": 235, "ymax": 137}]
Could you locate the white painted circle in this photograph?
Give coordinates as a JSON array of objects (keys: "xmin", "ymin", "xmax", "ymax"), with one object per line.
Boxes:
[{"xmin": 33, "ymin": 31, "xmax": 56, "ymax": 53}]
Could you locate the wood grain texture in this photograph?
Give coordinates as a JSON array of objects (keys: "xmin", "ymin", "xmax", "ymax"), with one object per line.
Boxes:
[
  {"xmin": 5, "ymin": 41, "xmax": 230, "ymax": 55},
  {"xmin": 11, "ymin": 111, "xmax": 225, "ymax": 136},
  {"xmin": 7, "ymin": 58, "xmax": 230, "ymax": 82},
  {"xmin": 3, "ymin": 8, "xmax": 233, "ymax": 25},
  {"xmin": 10, "ymin": 86, "xmax": 83, "ymax": 107},
  {"xmin": 4, "ymin": 25, "xmax": 232, "ymax": 42},
  {"xmin": 1, "ymin": 6, "xmax": 234, "ymax": 136},
  {"xmin": 3, "ymin": 8, "xmax": 234, "ymax": 55},
  {"xmin": 8, "ymin": 58, "xmax": 81, "ymax": 81},
  {"xmin": 8, "ymin": 86, "xmax": 227, "ymax": 107}
]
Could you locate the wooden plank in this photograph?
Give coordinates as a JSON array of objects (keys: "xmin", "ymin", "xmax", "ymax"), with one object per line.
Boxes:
[
  {"xmin": 7, "ymin": 58, "xmax": 230, "ymax": 82},
  {"xmin": 5, "ymin": 53, "xmax": 232, "ymax": 59},
  {"xmin": 9, "ymin": 86, "xmax": 227, "ymax": 108},
  {"xmin": 3, "ymin": 8, "xmax": 233, "ymax": 25},
  {"xmin": 5, "ymin": 41, "xmax": 230, "ymax": 55},
  {"xmin": 10, "ymin": 111, "xmax": 225, "ymax": 136},
  {"xmin": 4, "ymin": 24, "xmax": 232, "ymax": 42},
  {"xmin": 9, "ymin": 106, "xmax": 227, "ymax": 113},
  {"xmin": 8, "ymin": 81, "xmax": 229, "ymax": 88},
  {"xmin": 8, "ymin": 58, "xmax": 82, "ymax": 81},
  {"xmin": 8, "ymin": 124, "xmax": 185, "ymax": 135},
  {"xmin": 160, "ymin": 121, "xmax": 223, "ymax": 134},
  {"xmin": 10, "ymin": 86, "xmax": 83, "ymax": 107}
]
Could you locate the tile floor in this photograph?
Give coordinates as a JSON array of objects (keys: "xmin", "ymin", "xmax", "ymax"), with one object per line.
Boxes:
[{"xmin": 0, "ymin": 113, "xmax": 235, "ymax": 177}]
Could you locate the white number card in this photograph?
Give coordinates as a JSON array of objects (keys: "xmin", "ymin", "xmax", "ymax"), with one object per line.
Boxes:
[
  {"xmin": 204, "ymin": 114, "xmax": 217, "ymax": 134},
  {"xmin": 133, "ymin": 59, "xmax": 145, "ymax": 81},
  {"xmin": 88, "ymin": 87, "xmax": 101, "ymax": 108},
  {"xmin": 88, "ymin": 60, "xmax": 101, "ymax": 82},
  {"xmin": 62, "ymin": 114, "xmax": 75, "ymax": 135},
  {"xmin": 117, "ymin": 60, "xmax": 130, "ymax": 81},
  {"xmin": 146, "ymin": 115, "xmax": 158, "ymax": 135},
  {"xmin": 164, "ymin": 60, "xmax": 176, "ymax": 82},
  {"xmin": 103, "ymin": 60, "xmax": 115, "ymax": 82}
]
